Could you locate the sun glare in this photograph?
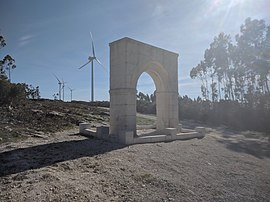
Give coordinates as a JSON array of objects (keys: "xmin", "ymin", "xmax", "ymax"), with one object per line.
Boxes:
[
  {"xmin": 206, "ymin": 0, "xmax": 250, "ymax": 32},
  {"xmin": 209, "ymin": 0, "xmax": 247, "ymax": 11}
]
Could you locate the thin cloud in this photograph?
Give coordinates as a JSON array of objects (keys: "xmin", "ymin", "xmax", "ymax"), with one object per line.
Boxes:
[{"xmin": 18, "ymin": 34, "xmax": 35, "ymax": 47}]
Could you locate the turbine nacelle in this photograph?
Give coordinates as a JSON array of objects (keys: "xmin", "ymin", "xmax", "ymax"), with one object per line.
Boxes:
[{"xmin": 88, "ymin": 56, "xmax": 95, "ymax": 62}]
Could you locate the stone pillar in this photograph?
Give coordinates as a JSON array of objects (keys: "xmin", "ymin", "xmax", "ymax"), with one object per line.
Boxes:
[
  {"xmin": 109, "ymin": 88, "xmax": 136, "ymax": 136},
  {"xmin": 169, "ymin": 92, "xmax": 179, "ymax": 128},
  {"xmin": 156, "ymin": 91, "xmax": 179, "ymax": 130}
]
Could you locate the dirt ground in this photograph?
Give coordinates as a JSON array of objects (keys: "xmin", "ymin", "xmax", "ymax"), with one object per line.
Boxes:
[
  {"xmin": 0, "ymin": 100, "xmax": 110, "ymax": 142},
  {"xmin": 0, "ymin": 123, "xmax": 269, "ymax": 202}
]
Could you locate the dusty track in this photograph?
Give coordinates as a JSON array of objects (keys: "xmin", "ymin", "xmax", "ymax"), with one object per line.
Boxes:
[{"xmin": 0, "ymin": 125, "xmax": 269, "ymax": 201}]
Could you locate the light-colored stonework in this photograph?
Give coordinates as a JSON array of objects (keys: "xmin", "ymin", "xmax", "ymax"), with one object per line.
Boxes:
[
  {"xmin": 110, "ymin": 37, "xmax": 179, "ymax": 137},
  {"xmin": 80, "ymin": 37, "xmax": 205, "ymax": 145}
]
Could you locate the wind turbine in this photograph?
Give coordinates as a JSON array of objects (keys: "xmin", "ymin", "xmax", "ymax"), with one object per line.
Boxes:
[
  {"xmin": 78, "ymin": 32, "xmax": 105, "ymax": 102},
  {"xmin": 68, "ymin": 87, "xmax": 75, "ymax": 101},
  {"xmin": 54, "ymin": 75, "xmax": 62, "ymax": 100},
  {"xmin": 62, "ymin": 79, "xmax": 67, "ymax": 102}
]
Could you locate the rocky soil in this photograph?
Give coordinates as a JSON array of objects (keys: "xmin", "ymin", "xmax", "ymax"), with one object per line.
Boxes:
[
  {"xmin": 0, "ymin": 100, "xmax": 269, "ymax": 201},
  {"xmin": 0, "ymin": 100, "xmax": 109, "ymax": 142}
]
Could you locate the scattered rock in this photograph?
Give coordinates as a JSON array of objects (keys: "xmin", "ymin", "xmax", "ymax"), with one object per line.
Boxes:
[
  {"xmin": 32, "ymin": 131, "xmax": 47, "ymax": 139},
  {"xmin": 99, "ymin": 112, "xmax": 110, "ymax": 116},
  {"xmin": 47, "ymin": 111, "xmax": 64, "ymax": 117},
  {"xmin": 8, "ymin": 105, "xmax": 13, "ymax": 111},
  {"xmin": 4, "ymin": 126, "xmax": 12, "ymax": 132},
  {"xmin": 31, "ymin": 109, "xmax": 44, "ymax": 114}
]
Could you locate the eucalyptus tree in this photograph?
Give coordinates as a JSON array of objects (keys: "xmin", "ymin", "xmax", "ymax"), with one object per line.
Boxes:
[
  {"xmin": 191, "ymin": 33, "xmax": 233, "ymax": 101},
  {"xmin": 208, "ymin": 33, "xmax": 234, "ymax": 101},
  {"xmin": 190, "ymin": 60, "xmax": 209, "ymax": 100},
  {"xmin": 2, "ymin": 55, "xmax": 16, "ymax": 82},
  {"xmin": 0, "ymin": 35, "xmax": 6, "ymax": 48},
  {"xmin": 256, "ymin": 25, "xmax": 270, "ymax": 93},
  {"xmin": 191, "ymin": 18, "xmax": 269, "ymax": 104},
  {"xmin": 0, "ymin": 34, "xmax": 16, "ymax": 81},
  {"xmin": 235, "ymin": 18, "xmax": 268, "ymax": 95},
  {"xmin": 204, "ymin": 48, "xmax": 218, "ymax": 102}
]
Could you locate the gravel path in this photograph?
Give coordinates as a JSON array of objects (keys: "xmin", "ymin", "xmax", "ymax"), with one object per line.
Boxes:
[{"xmin": 0, "ymin": 126, "xmax": 269, "ymax": 201}]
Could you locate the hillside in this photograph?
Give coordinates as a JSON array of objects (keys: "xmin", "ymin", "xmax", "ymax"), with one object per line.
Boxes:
[
  {"xmin": 0, "ymin": 100, "xmax": 109, "ymax": 142},
  {"xmin": 0, "ymin": 100, "xmax": 269, "ymax": 201}
]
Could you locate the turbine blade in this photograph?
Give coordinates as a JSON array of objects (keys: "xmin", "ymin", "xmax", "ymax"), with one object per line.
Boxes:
[
  {"xmin": 95, "ymin": 58, "xmax": 106, "ymax": 70},
  {"xmin": 90, "ymin": 32, "xmax": 95, "ymax": 57},
  {"xmin": 78, "ymin": 61, "xmax": 90, "ymax": 69},
  {"xmin": 53, "ymin": 74, "xmax": 61, "ymax": 83},
  {"xmin": 92, "ymin": 42, "xmax": 95, "ymax": 57}
]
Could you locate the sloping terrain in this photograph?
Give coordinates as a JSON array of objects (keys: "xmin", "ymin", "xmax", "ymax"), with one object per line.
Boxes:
[
  {"xmin": 0, "ymin": 100, "xmax": 109, "ymax": 142},
  {"xmin": 0, "ymin": 100, "xmax": 269, "ymax": 201}
]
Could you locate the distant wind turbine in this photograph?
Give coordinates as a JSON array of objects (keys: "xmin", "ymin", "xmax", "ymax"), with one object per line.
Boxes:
[
  {"xmin": 78, "ymin": 32, "xmax": 105, "ymax": 102},
  {"xmin": 68, "ymin": 87, "xmax": 75, "ymax": 101},
  {"xmin": 54, "ymin": 75, "xmax": 62, "ymax": 100},
  {"xmin": 62, "ymin": 79, "xmax": 67, "ymax": 102}
]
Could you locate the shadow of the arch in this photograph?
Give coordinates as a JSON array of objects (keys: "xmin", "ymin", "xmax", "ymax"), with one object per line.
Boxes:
[{"xmin": 0, "ymin": 135, "xmax": 124, "ymax": 177}]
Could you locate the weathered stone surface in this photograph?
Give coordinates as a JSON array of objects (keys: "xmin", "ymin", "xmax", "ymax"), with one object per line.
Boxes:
[
  {"xmin": 109, "ymin": 37, "xmax": 179, "ymax": 139},
  {"xmin": 79, "ymin": 123, "xmax": 91, "ymax": 134}
]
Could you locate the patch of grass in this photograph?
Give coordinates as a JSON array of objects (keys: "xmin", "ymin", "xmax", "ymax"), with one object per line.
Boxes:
[
  {"xmin": 136, "ymin": 117, "xmax": 155, "ymax": 126},
  {"xmin": 0, "ymin": 130, "xmax": 27, "ymax": 143}
]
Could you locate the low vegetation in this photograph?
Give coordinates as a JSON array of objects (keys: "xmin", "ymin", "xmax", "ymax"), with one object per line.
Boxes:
[
  {"xmin": 0, "ymin": 100, "xmax": 110, "ymax": 142},
  {"xmin": 0, "ymin": 33, "xmax": 40, "ymax": 107}
]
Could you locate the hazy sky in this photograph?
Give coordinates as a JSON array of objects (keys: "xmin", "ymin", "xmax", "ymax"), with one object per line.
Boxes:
[{"xmin": 0, "ymin": 0, "xmax": 269, "ymax": 101}]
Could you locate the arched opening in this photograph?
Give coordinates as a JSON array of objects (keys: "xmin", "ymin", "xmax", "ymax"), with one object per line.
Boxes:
[
  {"xmin": 136, "ymin": 72, "xmax": 157, "ymax": 135},
  {"xmin": 131, "ymin": 61, "xmax": 172, "ymax": 137}
]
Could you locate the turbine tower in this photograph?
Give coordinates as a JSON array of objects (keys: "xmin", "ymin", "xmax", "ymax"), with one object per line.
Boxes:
[
  {"xmin": 62, "ymin": 79, "xmax": 67, "ymax": 101},
  {"xmin": 54, "ymin": 75, "xmax": 62, "ymax": 100},
  {"xmin": 68, "ymin": 87, "xmax": 75, "ymax": 101},
  {"xmin": 78, "ymin": 32, "xmax": 105, "ymax": 102}
]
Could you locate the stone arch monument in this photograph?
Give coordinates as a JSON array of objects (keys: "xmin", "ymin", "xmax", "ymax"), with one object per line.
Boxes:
[
  {"xmin": 80, "ymin": 37, "xmax": 205, "ymax": 145},
  {"xmin": 109, "ymin": 38, "xmax": 179, "ymax": 141}
]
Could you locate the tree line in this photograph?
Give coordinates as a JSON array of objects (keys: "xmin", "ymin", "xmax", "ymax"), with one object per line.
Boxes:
[
  {"xmin": 137, "ymin": 18, "xmax": 270, "ymax": 132},
  {"xmin": 0, "ymin": 33, "xmax": 40, "ymax": 106},
  {"xmin": 137, "ymin": 91, "xmax": 270, "ymax": 132},
  {"xmin": 136, "ymin": 91, "xmax": 156, "ymax": 114},
  {"xmin": 178, "ymin": 95, "xmax": 270, "ymax": 132},
  {"xmin": 187, "ymin": 18, "xmax": 270, "ymax": 132},
  {"xmin": 190, "ymin": 18, "xmax": 270, "ymax": 104}
]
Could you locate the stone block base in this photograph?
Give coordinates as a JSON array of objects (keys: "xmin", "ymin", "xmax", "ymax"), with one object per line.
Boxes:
[{"xmin": 79, "ymin": 123, "xmax": 206, "ymax": 145}]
